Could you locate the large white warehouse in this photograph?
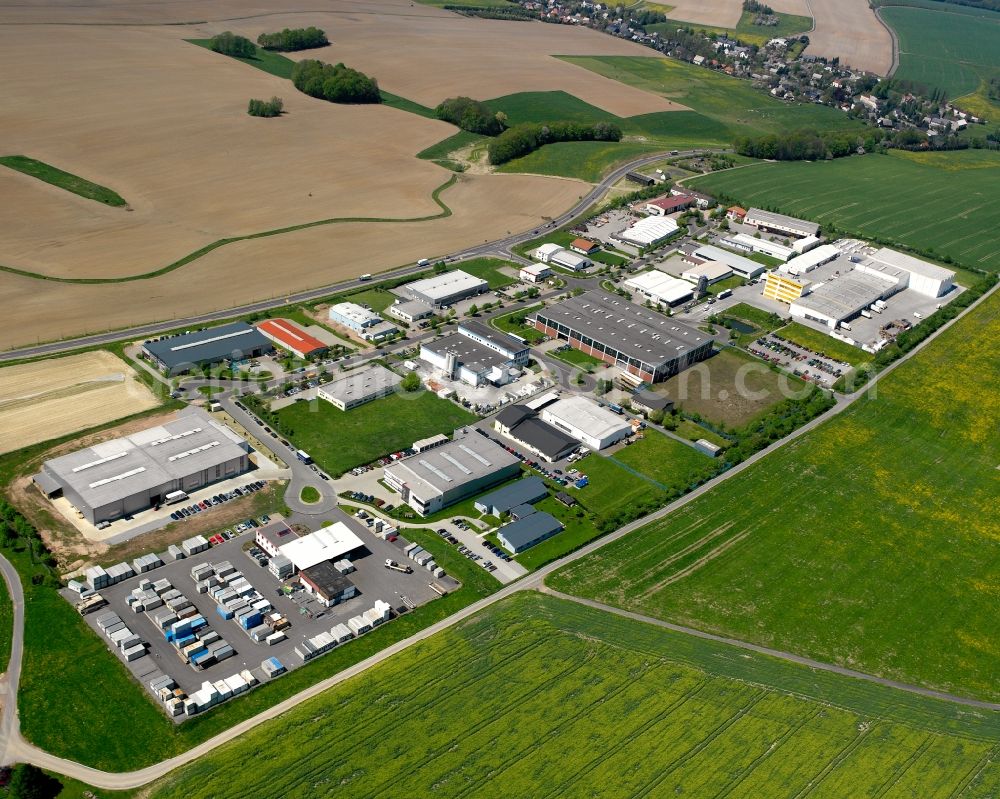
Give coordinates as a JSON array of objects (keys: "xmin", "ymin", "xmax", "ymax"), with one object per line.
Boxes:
[
  {"xmin": 540, "ymin": 396, "xmax": 632, "ymax": 451},
  {"xmin": 616, "ymin": 216, "xmax": 679, "ymax": 247},
  {"xmin": 863, "ymin": 248, "xmax": 954, "ymax": 298},
  {"xmin": 624, "ymin": 270, "xmax": 693, "ymax": 307}
]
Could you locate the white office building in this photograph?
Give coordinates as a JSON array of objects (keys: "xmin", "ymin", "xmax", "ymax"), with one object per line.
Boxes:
[{"xmin": 540, "ymin": 396, "xmax": 632, "ymax": 451}]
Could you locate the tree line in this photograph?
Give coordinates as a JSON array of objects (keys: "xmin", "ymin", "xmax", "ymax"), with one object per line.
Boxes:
[
  {"xmin": 435, "ymin": 96, "xmax": 507, "ymax": 135},
  {"xmin": 488, "ymin": 120, "xmax": 622, "ymax": 165},
  {"xmin": 257, "ymin": 26, "xmax": 328, "ymax": 51},
  {"xmin": 247, "ymin": 96, "xmax": 284, "ymax": 117},
  {"xmin": 291, "ymin": 59, "xmax": 381, "ymax": 104},
  {"xmin": 210, "ymin": 31, "xmax": 256, "ymax": 58}
]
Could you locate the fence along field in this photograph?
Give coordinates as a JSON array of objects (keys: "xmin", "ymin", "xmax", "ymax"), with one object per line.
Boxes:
[
  {"xmin": 145, "ymin": 594, "xmax": 1000, "ymax": 799},
  {"xmin": 0, "ymin": 351, "xmax": 160, "ymax": 455},
  {"xmin": 550, "ymin": 289, "xmax": 1000, "ymax": 702},
  {"xmin": 687, "ymin": 150, "xmax": 1000, "ymax": 272}
]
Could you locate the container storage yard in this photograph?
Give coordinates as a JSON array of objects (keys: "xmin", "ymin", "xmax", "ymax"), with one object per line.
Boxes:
[{"xmin": 63, "ymin": 513, "xmax": 456, "ymax": 720}]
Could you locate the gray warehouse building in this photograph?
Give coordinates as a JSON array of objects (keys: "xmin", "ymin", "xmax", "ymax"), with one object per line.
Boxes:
[
  {"xmin": 143, "ymin": 322, "xmax": 274, "ymax": 376},
  {"xmin": 497, "ymin": 511, "xmax": 564, "ymax": 554},
  {"xmin": 382, "ymin": 432, "xmax": 520, "ymax": 516},
  {"xmin": 35, "ymin": 409, "xmax": 250, "ymax": 525},
  {"xmin": 402, "ymin": 270, "xmax": 489, "ymax": 308}
]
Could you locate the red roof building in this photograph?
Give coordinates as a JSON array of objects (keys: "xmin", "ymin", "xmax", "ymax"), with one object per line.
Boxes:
[
  {"xmin": 569, "ymin": 238, "xmax": 599, "ymax": 254},
  {"xmin": 727, "ymin": 206, "xmax": 747, "ymax": 221},
  {"xmin": 256, "ymin": 319, "xmax": 328, "ymax": 359},
  {"xmin": 642, "ymin": 194, "xmax": 694, "ymax": 216}
]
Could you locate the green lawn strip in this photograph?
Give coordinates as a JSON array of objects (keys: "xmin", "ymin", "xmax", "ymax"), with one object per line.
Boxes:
[
  {"xmin": 0, "ymin": 155, "xmax": 127, "ymax": 207},
  {"xmin": 276, "ymin": 391, "xmax": 475, "ymax": 478},
  {"xmin": 548, "ymin": 347, "xmax": 604, "ymax": 370},
  {"xmin": 379, "ymin": 90, "xmax": 437, "ymax": 119},
  {"xmin": 491, "ymin": 303, "xmax": 546, "ymax": 343},
  {"xmin": 496, "ymin": 140, "xmax": 663, "ymax": 182},
  {"xmin": 340, "ymin": 286, "xmax": 397, "ymax": 312},
  {"xmin": 0, "ymin": 175, "xmax": 458, "ymax": 285},
  {"xmin": 674, "ymin": 418, "xmax": 729, "ymax": 448},
  {"xmin": 453, "ymin": 256, "xmax": 518, "ymax": 289},
  {"xmin": 0, "ymin": 572, "xmax": 12, "ymax": 672},
  {"xmin": 705, "ymin": 274, "xmax": 747, "ymax": 295},
  {"xmin": 186, "ymin": 39, "xmax": 296, "ymax": 78},
  {"xmin": 776, "ymin": 322, "xmax": 872, "ymax": 367},
  {"xmin": 416, "ymin": 130, "xmax": 487, "ymax": 161},
  {"xmin": 143, "ymin": 593, "xmax": 1000, "ymax": 799},
  {"xmin": 722, "ymin": 302, "xmax": 786, "ymax": 332},
  {"xmin": 647, "ymin": 9, "xmax": 812, "ymax": 46},
  {"xmin": 686, "ymin": 151, "xmax": 1000, "ymax": 273},
  {"xmin": 551, "ymin": 290, "xmax": 1000, "ymax": 702},
  {"xmin": 299, "ymin": 485, "xmax": 321, "ymax": 503}
]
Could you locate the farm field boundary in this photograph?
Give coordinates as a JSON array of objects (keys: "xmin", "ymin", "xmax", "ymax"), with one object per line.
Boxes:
[
  {"xmin": 550, "ymin": 287, "xmax": 1000, "ymax": 702},
  {"xmin": 0, "ymin": 176, "xmax": 459, "ymax": 285},
  {"xmin": 0, "ymin": 156, "xmax": 127, "ymax": 207},
  {"xmin": 687, "ymin": 150, "xmax": 1000, "ymax": 272},
  {"xmin": 138, "ymin": 593, "xmax": 1000, "ymax": 799}
]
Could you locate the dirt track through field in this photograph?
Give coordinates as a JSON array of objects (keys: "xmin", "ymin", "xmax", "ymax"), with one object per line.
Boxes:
[{"xmin": 0, "ymin": 351, "xmax": 160, "ymax": 454}]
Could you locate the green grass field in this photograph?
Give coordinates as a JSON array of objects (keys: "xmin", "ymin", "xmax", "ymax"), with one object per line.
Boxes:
[
  {"xmin": 452, "ymin": 257, "xmax": 517, "ymax": 289},
  {"xmin": 145, "ymin": 593, "xmax": 1000, "ymax": 799},
  {"xmin": 688, "ymin": 151, "xmax": 1000, "ymax": 272},
  {"xmin": 572, "ymin": 450, "xmax": 665, "ymax": 515},
  {"xmin": 548, "ymin": 346, "xmax": 604, "ymax": 369},
  {"xmin": 878, "ymin": 0, "xmax": 1000, "ymax": 118},
  {"xmin": 0, "ymin": 155, "xmax": 127, "ymax": 207},
  {"xmin": 776, "ymin": 322, "xmax": 873, "ymax": 367},
  {"xmin": 491, "ymin": 304, "xmax": 546, "ymax": 343},
  {"xmin": 277, "ymin": 391, "xmax": 475, "ymax": 477},
  {"xmin": 653, "ymin": 347, "xmax": 807, "ymax": 429},
  {"xmin": 613, "ymin": 431, "xmax": 718, "ymax": 492},
  {"xmin": 497, "ymin": 140, "xmax": 662, "ymax": 182},
  {"xmin": 187, "ymin": 39, "xmax": 295, "ymax": 78},
  {"xmin": 551, "ymin": 289, "xmax": 1000, "ymax": 701},
  {"xmin": 298, "ymin": 485, "xmax": 320, "ymax": 503},
  {"xmin": 340, "ymin": 286, "xmax": 397, "ymax": 312}
]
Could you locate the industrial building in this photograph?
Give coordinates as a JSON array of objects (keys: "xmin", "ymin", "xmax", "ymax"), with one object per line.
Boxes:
[
  {"xmin": 519, "ymin": 263, "xmax": 552, "ymax": 283},
  {"xmin": 691, "ymin": 244, "xmax": 766, "ymax": 279},
  {"xmin": 327, "ymin": 303, "xmax": 398, "ymax": 342},
  {"xmin": 781, "ymin": 244, "xmax": 840, "ymax": 276},
  {"xmin": 862, "ymin": 248, "xmax": 954, "ymax": 298},
  {"xmin": 532, "ymin": 243, "xmax": 592, "ymax": 271},
  {"xmin": 763, "ymin": 272, "xmax": 811, "ymax": 304},
  {"xmin": 317, "ymin": 364, "xmax": 402, "ymax": 411},
  {"xmin": 744, "ymin": 209, "xmax": 819, "ymax": 239},
  {"xmin": 680, "ymin": 261, "xmax": 733, "ymax": 286},
  {"xmin": 726, "ymin": 206, "xmax": 747, "ymax": 223},
  {"xmin": 277, "ymin": 522, "xmax": 365, "ymax": 572},
  {"xmin": 792, "ymin": 234, "xmax": 822, "ymax": 255},
  {"xmin": 386, "ymin": 299, "xmax": 434, "ymax": 324},
  {"xmin": 570, "ymin": 238, "xmax": 600, "ymax": 254},
  {"xmin": 35, "ymin": 409, "xmax": 250, "ymax": 525},
  {"xmin": 143, "ymin": 323, "xmax": 273, "ymax": 376},
  {"xmin": 419, "ymin": 322, "xmax": 528, "ymax": 388},
  {"xmin": 402, "ymin": 270, "xmax": 488, "ymax": 307},
  {"xmin": 298, "ymin": 562, "xmax": 357, "ymax": 607},
  {"xmin": 493, "ymin": 405, "xmax": 579, "ymax": 463},
  {"xmin": 473, "ymin": 475, "xmax": 548, "ymax": 517},
  {"xmin": 630, "ymin": 391, "xmax": 674, "ymax": 416},
  {"xmin": 255, "ymin": 319, "xmax": 327, "ymax": 360},
  {"xmin": 383, "ymin": 433, "xmax": 520, "ymax": 516},
  {"xmin": 789, "ymin": 270, "xmax": 901, "ymax": 329},
  {"xmin": 616, "ymin": 216, "xmax": 679, "ymax": 247},
  {"xmin": 540, "ymin": 396, "xmax": 633, "ymax": 451},
  {"xmin": 720, "ymin": 233, "xmax": 793, "ymax": 262},
  {"xmin": 624, "ymin": 270, "xmax": 694, "ymax": 307},
  {"xmin": 497, "ymin": 511, "xmax": 563, "ymax": 554},
  {"xmin": 254, "ymin": 520, "xmax": 298, "ymax": 558},
  {"xmin": 532, "ymin": 291, "xmax": 714, "ymax": 383},
  {"xmin": 643, "ymin": 194, "xmax": 694, "ymax": 216}
]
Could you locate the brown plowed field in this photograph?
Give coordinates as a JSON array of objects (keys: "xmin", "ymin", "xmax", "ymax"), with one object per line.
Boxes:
[
  {"xmin": 0, "ymin": 351, "xmax": 160, "ymax": 454},
  {"xmin": 0, "ymin": 0, "xmax": 679, "ymax": 348}
]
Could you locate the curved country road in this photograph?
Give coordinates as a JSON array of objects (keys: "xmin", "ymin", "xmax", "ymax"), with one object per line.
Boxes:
[{"xmin": 0, "ymin": 281, "xmax": 995, "ymax": 789}]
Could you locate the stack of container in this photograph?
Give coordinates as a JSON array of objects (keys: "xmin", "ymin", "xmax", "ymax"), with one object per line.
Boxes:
[
  {"xmin": 268, "ymin": 555, "xmax": 293, "ymax": 579},
  {"xmin": 152, "ymin": 578, "xmax": 173, "ymax": 595},
  {"xmin": 433, "ymin": 566, "xmax": 446, "ymax": 579},
  {"xmin": 191, "ymin": 563, "xmax": 213, "ymax": 583},
  {"xmin": 132, "ymin": 553, "xmax": 164, "ymax": 574},
  {"xmin": 261, "ymin": 657, "xmax": 286, "ymax": 678},
  {"xmin": 85, "ymin": 565, "xmax": 110, "ymax": 592},
  {"xmin": 330, "ymin": 623, "xmax": 353, "ymax": 644},
  {"xmin": 347, "ymin": 615, "xmax": 372, "ymax": 636},
  {"xmin": 167, "ymin": 544, "xmax": 185, "ymax": 561},
  {"xmin": 106, "ymin": 562, "xmax": 136, "ymax": 584},
  {"xmin": 333, "ymin": 559, "xmax": 355, "ymax": 575},
  {"xmin": 182, "ymin": 535, "xmax": 210, "ymax": 556}
]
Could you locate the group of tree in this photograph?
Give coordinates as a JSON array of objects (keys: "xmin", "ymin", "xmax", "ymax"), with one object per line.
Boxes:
[
  {"xmin": 6, "ymin": 764, "xmax": 61, "ymax": 799},
  {"xmin": 247, "ymin": 96, "xmax": 283, "ymax": 117},
  {"xmin": 743, "ymin": 0, "xmax": 774, "ymax": 12},
  {"xmin": 291, "ymin": 59, "xmax": 381, "ymax": 104},
  {"xmin": 257, "ymin": 26, "xmax": 328, "ymax": 51},
  {"xmin": 434, "ymin": 97, "xmax": 507, "ymax": 135},
  {"xmin": 733, "ymin": 129, "xmax": 873, "ymax": 160},
  {"xmin": 210, "ymin": 31, "xmax": 257, "ymax": 58},
  {"xmin": 488, "ymin": 120, "xmax": 622, "ymax": 165}
]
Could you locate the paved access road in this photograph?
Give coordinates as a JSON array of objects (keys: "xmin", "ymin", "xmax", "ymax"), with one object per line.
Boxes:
[
  {"xmin": 1, "ymin": 282, "xmax": 996, "ymax": 789},
  {"xmin": 0, "ymin": 149, "xmax": 712, "ymax": 366}
]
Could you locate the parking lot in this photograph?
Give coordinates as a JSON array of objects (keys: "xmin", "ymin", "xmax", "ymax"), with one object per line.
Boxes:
[
  {"xmin": 66, "ymin": 510, "xmax": 451, "ymax": 720},
  {"xmin": 747, "ymin": 333, "xmax": 852, "ymax": 386}
]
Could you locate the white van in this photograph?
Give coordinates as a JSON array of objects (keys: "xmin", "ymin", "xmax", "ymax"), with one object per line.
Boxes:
[{"xmin": 417, "ymin": 258, "xmax": 430, "ymax": 267}]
